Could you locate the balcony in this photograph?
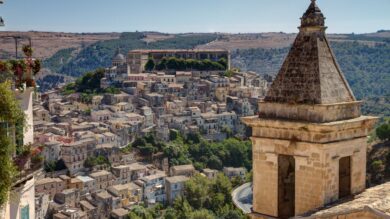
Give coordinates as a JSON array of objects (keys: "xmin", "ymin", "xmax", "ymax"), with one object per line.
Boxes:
[
  {"xmin": 0, "ymin": 45, "xmax": 41, "ymax": 90},
  {"xmin": 12, "ymin": 146, "xmax": 44, "ymax": 188}
]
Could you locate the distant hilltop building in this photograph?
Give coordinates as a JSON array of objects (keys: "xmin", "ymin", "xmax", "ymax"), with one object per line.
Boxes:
[
  {"xmin": 103, "ymin": 49, "xmax": 231, "ymax": 87},
  {"xmin": 105, "ymin": 48, "xmax": 128, "ymax": 81},
  {"xmin": 127, "ymin": 49, "xmax": 230, "ymax": 73},
  {"xmin": 242, "ymin": 0, "xmax": 381, "ymax": 219}
]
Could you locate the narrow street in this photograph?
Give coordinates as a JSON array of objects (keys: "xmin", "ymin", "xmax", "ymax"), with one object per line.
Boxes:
[{"xmin": 232, "ymin": 182, "xmax": 253, "ymax": 214}]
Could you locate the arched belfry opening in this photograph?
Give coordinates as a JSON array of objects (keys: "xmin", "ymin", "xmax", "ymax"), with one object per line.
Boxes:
[
  {"xmin": 278, "ymin": 155, "xmax": 295, "ymax": 219},
  {"xmin": 339, "ymin": 156, "xmax": 352, "ymax": 199}
]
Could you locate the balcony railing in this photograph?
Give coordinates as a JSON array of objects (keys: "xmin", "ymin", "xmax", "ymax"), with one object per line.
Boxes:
[{"xmin": 12, "ymin": 161, "xmax": 43, "ymax": 188}]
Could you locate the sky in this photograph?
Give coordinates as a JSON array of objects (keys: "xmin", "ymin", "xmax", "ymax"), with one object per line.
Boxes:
[{"xmin": 0, "ymin": 0, "xmax": 389, "ymax": 34}]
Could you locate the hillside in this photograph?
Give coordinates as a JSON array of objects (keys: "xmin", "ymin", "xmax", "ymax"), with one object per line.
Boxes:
[
  {"xmin": 46, "ymin": 32, "xmax": 218, "ymax": 77},
  {"xmin": 0, "ymin": 30, "xmax": 388, "ymax": 116},
  {"xmin": 0, "ymin": 31, "xmax": 120, "ymax": 60}
]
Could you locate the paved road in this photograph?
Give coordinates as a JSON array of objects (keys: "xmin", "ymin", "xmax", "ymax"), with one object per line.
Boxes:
[{"xmin": 232, "ymin": 182, "xmax": 253, "ymax": 214}]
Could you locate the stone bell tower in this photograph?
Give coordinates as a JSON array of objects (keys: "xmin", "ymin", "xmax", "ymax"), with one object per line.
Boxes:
[{"xmin": 242, "ymin": 1, "xmax": 378, "ymax": 218}]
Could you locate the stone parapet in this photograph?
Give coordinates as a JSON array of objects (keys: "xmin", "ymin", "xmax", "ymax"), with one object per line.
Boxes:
[
  {"xmin": 258, "ymin": 101, "xmax": 362, "ymax": 123},
  {"xmin": 242, "ymin": 115, "xmax": 377, "ymax": 144}
]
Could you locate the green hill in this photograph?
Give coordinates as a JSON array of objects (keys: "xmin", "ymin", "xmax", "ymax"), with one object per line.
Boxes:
[{"xmin": 44, "ymin": 32, "xmax": 218, "ymax": 77}]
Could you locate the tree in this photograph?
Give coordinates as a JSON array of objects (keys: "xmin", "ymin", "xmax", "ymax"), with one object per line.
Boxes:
[
  {"xmin": 184, "ymin": 174, "xmax": 211, "ymax": 209},
  {"xmin": 129, "ymin": 205, "xmax": 153, "ymax": 219},
  {"xmin": 156, "ymin": 58, "xmax": 168, "ymax": 70},
  {"xmin": 189, "ymin": 209, "xmax": 215, "ymax": 219},
  {"xmin": 144, "ymin": 59, "xmax": 155, "ymax": 72},
  {"xmin": 84, "ymin": 155, "xmax": 109, "ymax": 168},
  {"xmin": 186, "ymin": 132, "xmax": 201, "ymax": 144},
  {"xmin": 163, "ymin": 208, "xmax": 178, "ymax": 219},
  {"xmin": 173, "ymin": 196, "xmax": 193, "ymax": 219},
  {"xmin": 170, "ymin": 129, "xmax": 180, "ymax": 141},
  {"xmin": 220, "ymin": 139, "xmax": 252, "ymax": 170},
  {"xmin": 221, "ymin": 209, "xmax": 246, "ymax": 219},
  {"xmin": 223, "ymin": 70, "xmax": 235, "ymax": 78},
  {"xmin": 163, "ymin": 142, "xmax": 191, "ymax": 166},
  {"xmin": 212, "ymin": 173, "xmax": 233, "ymax": 204},
  {"xmin": 167, "ymin": 57, "xmax": 179, "ymax": 70},
  {"xmin": 62, "ymin": 68, "xmax": 107, "ymax": 96},
  {"xmin": 128, "ymin": 212, "xmax": 143, "ymax": 219},
  {"xmin": 221, "ymin": 125, "xmax": 233, "ymax": 138},
  {"xmin": 245, "ymin": 170, "xmax": 253, "ymax": 183},
  {"xmin": 370, "ymin": 160, "xmax": 385, "ymax": 184},
  {"xmin": 218, "ymin": 58, "xmax": 228, "ymax": 69},
  {"xmin": 80, "ymin": 93, "xmax": 93, "ymax": 104},
  {"xmin": 44, "ymin": 159, "xmax": 66, "ymax": 172},
  {"xmin": 207, "ymin": 155, "xmax": 223, "ymax": 170},
  {"xmin": 376, "ymin": 120, "xmax": 390, "ymax": 141},
  {"xmin": 231, "ymin": 176, "xmax": 244, "ymax": 188}
]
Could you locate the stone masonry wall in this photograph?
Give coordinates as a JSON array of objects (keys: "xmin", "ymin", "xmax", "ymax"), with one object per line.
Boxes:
[
  {"xmin": 250, "ymin": 136, "xmax": 369, "ymax": 217},
  {"xmin": 323, "ymin": 137, "xmax": 367, "ymax": 204},
  {"xmin": 252, "ymin": 138, "xmax": 278, "ymax": 217},
  {"xmin": 251, "ymin": 137, "xmax": 327, "ymax": 217}
]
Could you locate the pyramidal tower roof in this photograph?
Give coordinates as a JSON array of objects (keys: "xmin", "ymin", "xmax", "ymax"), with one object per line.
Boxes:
[{"xmin": 264, "ymin": 0, "xmax": 356, "ymax": 105}]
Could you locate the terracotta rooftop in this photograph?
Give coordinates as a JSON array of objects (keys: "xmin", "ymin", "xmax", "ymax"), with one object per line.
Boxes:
[
  {"xmin": 171, "ymin": 164, "xmax": 195, "ymax": 171},
  {"xmin": 264, "ymin": 1, "xmax": 355, "ymax": 105},
  {"xmin": 166, "ymin": 175, "xmax": 189, "ymax": 184},
  {"xmin": 79, "ymin": 200, "xmax": 95, "ymax": 211},
  {"xmin": 111, "ymin": 208, "xmax": 129, "ymax": 217},
  {"xmin": 36, "ymin": 177, "xmax": 63, "ymax": 186},
  {"xmin": 89, "ymin": 170, "xmax": 111, "ymax": 178}
]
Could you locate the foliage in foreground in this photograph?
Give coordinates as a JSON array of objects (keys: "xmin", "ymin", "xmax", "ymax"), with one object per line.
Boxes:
[{"xmin": 0, "ymin": 81, "xmax": 26, "ymax": 206}]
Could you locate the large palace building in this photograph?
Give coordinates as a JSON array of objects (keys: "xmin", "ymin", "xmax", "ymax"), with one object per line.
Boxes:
[
  {"xmin": 243, "ymin": 1, "xmax": 381, "ymax": 218},
  {"xmin": 127, "ymin": 49, "xmax": 230, "ymax": 73}
]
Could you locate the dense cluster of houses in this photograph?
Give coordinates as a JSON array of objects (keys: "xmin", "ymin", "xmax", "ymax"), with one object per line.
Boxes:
[
  {"xmin": 35, "ymin": 162, "xmax": 247, "ymax": 218},
  {"xmin": 32, "ymin": 49, "xmax": 265, "ymax": 218}
]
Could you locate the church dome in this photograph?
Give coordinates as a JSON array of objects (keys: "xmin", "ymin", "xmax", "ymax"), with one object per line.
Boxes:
[{"xmin": 113, "ymin": 48, "xmax": 125, "ymax": 63}]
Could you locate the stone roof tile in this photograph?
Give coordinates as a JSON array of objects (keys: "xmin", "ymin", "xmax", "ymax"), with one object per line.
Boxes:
[{"xmin": 264, "ymin": 1, "xmax": 355, "ymax": 105}]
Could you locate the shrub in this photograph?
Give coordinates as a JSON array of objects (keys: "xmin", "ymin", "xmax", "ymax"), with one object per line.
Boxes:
[{"xmin": 376, "ymin": 121, "xmax": 390, "ymax": 141}]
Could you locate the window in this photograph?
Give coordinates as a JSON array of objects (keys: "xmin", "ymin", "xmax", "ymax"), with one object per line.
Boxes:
[{"xmin": 20, "ymin": 205, "xmax": 29, "ymax": 219}]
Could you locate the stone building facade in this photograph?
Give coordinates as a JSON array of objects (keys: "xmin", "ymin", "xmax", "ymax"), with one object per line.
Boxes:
[{"xmin": 242, "ymin": 1, "xmax": 378, "ymax": 218}]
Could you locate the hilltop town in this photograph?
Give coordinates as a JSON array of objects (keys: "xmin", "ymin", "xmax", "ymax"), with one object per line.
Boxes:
[
  {"xmin": 27, "ymin": 48, "xmax": 268, "ymax": 218},
  {"xmin": 0, "ymin": 1, "xmax": 389, "ymax": 219}
]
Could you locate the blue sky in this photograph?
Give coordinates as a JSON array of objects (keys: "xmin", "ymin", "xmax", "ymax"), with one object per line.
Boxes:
[{"xmin": 1, "ymin": 0, "xmax": 389, "ymax": 34}]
